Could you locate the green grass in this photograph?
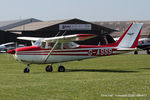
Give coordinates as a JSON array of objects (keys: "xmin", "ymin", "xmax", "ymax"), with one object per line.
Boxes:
[{"xmin": 0, "ymin": 54, "xmax": 150, "ymax": 100}]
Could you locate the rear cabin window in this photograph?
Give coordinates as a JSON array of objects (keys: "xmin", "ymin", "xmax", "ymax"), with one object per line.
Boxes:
[{"xmin": 39, "ymin": 42, "xmax": 78, "ymax": 49}]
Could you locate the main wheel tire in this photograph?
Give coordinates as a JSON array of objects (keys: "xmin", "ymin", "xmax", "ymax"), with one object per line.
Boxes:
[
  {"xmin": 24, "ymin": 68, "xmax": 30, "ymax": 73},
  {"xmin": 134, "ymin": 51, "xmax": 138, "ymax": 54},
  {"xmin": 45, "ymin": 65, "xmax": 53, "ymax": 72},
  {"xmin": 58, "ymin": 66, "xmax": 65, "ymax": 72}
]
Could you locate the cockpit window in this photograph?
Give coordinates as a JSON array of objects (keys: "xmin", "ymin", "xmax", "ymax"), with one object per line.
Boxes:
[
  {"xmin": 34, "ymin": 39, "xmax": 78, "ymax": 49},
  {"xmin": 34, "ymin": 39, "xmax": 43, "ymax": 46}
]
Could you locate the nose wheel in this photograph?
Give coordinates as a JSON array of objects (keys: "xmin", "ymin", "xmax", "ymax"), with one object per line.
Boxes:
[{"xmin": 24, "ymin": 64, "xmax": 30, "ymax": 73}]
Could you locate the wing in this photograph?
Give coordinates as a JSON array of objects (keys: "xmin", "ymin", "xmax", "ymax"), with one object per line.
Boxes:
[
  {"xmin": 43, "ymin": 34, "xmax": 97, "ymax": 42},
  {"xmin": 17, "ymin": 34, "xmax": 96, "ymax": 42},
  {"xmin": 17, "ymin": 37, "xmax": 42, "ymax": 41}
]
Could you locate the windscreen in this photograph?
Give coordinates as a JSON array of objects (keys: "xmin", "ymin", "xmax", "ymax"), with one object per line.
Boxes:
[{"xmin": 34, "ymin": 39, "xmax": 44, "ymax": 46}]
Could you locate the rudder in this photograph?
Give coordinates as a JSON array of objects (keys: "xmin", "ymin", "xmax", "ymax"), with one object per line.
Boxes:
[{"xmin": 116, "ymin": 22, "xmax": 143, "ymax": 48}]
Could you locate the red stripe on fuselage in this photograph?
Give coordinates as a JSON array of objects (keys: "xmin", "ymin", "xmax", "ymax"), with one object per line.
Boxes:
[
  {"xmin": 15, "ymin": 44, "xmax": 117, "ymax": 56},
  {"xmin": 16, "ymin": 48, "xmax": 117, "ymax": 56},
  {"xmin": 15, "ymin": 53, "xmax": 89, "ymax": 56},
  {"xmin": 16, "ymin": 50, "xmax": 89, "ymax": 54}
]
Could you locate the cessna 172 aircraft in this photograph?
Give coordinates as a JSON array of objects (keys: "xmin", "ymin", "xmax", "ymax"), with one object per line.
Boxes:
[{"xmin": 8, "ymin": 22, "xmax": 143, "ymax": 73}]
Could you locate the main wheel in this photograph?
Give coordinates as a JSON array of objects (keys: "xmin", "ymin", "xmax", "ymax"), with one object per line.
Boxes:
[
  {"xmin": 45, "ymin": 65, "xmax": 53, "ymax": 72},
  {"xmin": 58, "ymin": 66, "xmax": 65, "ymax": 72},
  {"xmin": 134, "ymin": 51, "xmax": 138, "ymax": 54},
  {"xmin": 24, "ymin": 67, "xmax": 30, "ymax": 73}
]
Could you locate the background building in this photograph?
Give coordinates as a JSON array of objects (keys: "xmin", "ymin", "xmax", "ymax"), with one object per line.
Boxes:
[
  {"xmin": 0, "ymin": 18, "xmax": 150, "ymax": 46},
  {"xmin": 7, "ymin": 18, "xmax": 115, "ymax": 45},
  {"xmin": 93, "ymin": 21, "xmax": 150, "ymax": 38},
  {"xmin": 0, "ymin": 18, "xmax": 41, "ymax": 44}
]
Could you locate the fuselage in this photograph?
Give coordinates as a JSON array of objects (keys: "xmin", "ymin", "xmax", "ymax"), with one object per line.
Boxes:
[
  {"xmin": 12, "ymin": 44, "xmax": 121, "ymax": 64},
  {"xmin": 8, "ymin": 22, "xmax": 143, "ymax": 65}
]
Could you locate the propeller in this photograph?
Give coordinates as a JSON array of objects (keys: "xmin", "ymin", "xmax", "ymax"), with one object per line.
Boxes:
[{"xmin": 6, "ymin": 42, "xmax": 17, "ymax": 61}]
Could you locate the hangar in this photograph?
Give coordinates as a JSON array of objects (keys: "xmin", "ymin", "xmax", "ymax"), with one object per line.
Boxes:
[
  {"xmin": 0, "ymin": 18, "xmax": 41, "ymax": 44},
  {"xmin": 93, "ymin": 21, "xmax": 150, "ymax": 38},
  {"xmin": 1, "ymin": 18, "xmax": 150, "ymax": 46},
  {"xmin": 7, "ymin": 18, "xmax": 116, "ymax": 45}
]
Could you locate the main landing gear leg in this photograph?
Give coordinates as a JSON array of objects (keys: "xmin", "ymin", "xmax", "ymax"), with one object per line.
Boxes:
[
  {"xmin": 24, "ymin": 64, "xmax": 30, "ymax": 73},
  {"xmin": 45, "ymin": 65, "xmax": 53, "ymax": 72},
  {"xmin": 58, "ymin": 63, "xmax": 65, "ymax": 72}
]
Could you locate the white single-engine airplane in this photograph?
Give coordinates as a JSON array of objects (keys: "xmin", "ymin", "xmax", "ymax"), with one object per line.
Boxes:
[{"xmin": 8, "ymin": 22, "xmax": 143, "ymax": 73}]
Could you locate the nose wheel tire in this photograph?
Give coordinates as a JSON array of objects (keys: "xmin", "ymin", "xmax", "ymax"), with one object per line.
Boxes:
[
  {"xmin": 24, "ymin": 67, "xmax": 30, "ymax": 73},
  {"xmin": 58, "ymin": 66, "xmax": 65, "ymax": 72},
  {"xmin": 24, "ymin": 64, "xmax": 30, "ymax": 73},
  {"xmin": 45, "ymin": 65, "xmax": 53, "ymax": 72}
]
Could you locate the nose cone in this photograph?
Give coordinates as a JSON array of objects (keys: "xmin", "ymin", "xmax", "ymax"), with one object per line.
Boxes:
[{"xmin": 7, "ymin": 49, "xmax": 16, "ymax": 54}]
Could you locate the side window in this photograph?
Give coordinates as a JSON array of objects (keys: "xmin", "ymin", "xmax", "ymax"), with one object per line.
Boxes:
[
  {"xmin": 44, "ymin": 42, "xmax": 78, "ymax": 49},
  {"xmin": 40, "ymin": 42, "xmax": 46, "ymax": 48},
  {"xmin": 63, "ymin": 43, "xmax": 77, "ymax": 49},
  {"xmin": 63, "ymin": 43, "xmax": 70, "ymax": 49},
  {"xmin": 48, "ymin": 42, "xmax": 54, "ymax": 48},
  {"xmin": 56, "ymin": 43, "xmax": 61, "ymax": 49},
  {"xmin": 45, "ymin": 42, "xmax": 61, "ymax": 49}
]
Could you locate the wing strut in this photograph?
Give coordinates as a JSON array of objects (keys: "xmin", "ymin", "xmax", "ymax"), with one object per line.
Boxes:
[{"xmin": 43, "ymin": 40, "xmax": 59, "ymax": 63}]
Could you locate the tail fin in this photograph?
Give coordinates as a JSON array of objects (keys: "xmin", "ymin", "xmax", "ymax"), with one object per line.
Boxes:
[{"xmin": 116, "ymin": 22, "xmax": 143, "ymax": 48}]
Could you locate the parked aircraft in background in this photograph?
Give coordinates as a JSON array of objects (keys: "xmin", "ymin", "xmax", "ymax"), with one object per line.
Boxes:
[
  {"xmin": 0, "ymin": 42, "xmax": 25, "ymax": 53},
  {"xmin": 137, "ymin": 38, "xmax": 150, "ymax": 54},
  {"xmin": 8, "ymin": 22, "xmax": 143, "ymax": 73},
  {"xmin": 114, "ymin": 37, "xmax": 150, "ymax": 54},
  {"xmin": 0, "ymin": 42, "xmax": 15, "ymax": 53}
]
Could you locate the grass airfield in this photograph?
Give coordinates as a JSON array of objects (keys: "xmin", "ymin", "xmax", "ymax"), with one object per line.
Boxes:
[{"xmin": 0, "ymin": 54, "xmax": 150, "ymax": 100}]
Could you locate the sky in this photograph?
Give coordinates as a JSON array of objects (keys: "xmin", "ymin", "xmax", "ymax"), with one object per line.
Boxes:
[{"xmin": 0, "ymin": 0, "xmax": 149, "ymax": 21}]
